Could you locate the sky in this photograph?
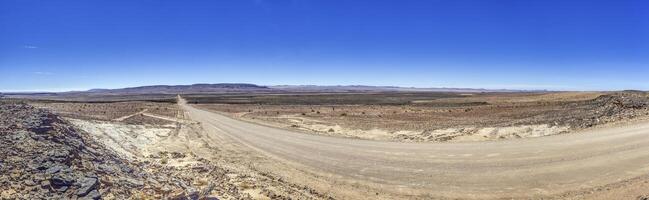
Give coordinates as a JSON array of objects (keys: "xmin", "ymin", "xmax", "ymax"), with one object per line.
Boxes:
[{"xmin": 1, "ymin": 0, "xmax": 648, "ymax": 92}]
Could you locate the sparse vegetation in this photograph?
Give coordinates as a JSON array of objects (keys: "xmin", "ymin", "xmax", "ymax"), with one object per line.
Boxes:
[{"xmin": 196, "ymin": 91, "xmax": 649, "ymax": 142}]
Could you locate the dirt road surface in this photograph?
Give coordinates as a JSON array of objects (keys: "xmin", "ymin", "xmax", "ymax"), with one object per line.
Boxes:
[{"xmin": 179, "ymin": 97, "xmax": 649, "ymax": 199}]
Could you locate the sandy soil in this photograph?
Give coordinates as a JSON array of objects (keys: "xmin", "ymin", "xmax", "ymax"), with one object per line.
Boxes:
[
  {"xmin": 226, "ymin": 113, "xmax": 571, "ymax": 142},
  {"xmin": 67, "ymin": 119, "xmax": 175, "ymax": 159}
]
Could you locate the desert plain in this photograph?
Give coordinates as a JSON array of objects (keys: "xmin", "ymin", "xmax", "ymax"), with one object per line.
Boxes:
[{"xmin": 2, "ymin": 88, "xmax": 649, "ymax": 199}]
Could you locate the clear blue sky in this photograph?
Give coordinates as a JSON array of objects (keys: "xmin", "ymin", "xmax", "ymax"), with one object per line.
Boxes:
[{"xmin": 1, "ymin": 0, "xmax": 648, "ymax": 92}]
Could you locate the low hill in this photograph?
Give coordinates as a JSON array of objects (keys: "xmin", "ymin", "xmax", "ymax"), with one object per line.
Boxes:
[{"xmin": 86, "ymin": 83, "xmax": 272, "ymax": 94}]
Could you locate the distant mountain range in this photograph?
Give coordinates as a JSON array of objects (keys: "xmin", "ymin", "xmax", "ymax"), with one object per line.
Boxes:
[
  {"xmin": 1, "ymin": 83, "xmax": 537, "ymax": 97},
  {"xmin": 269, "ymin": 85, "xmax": 527, "ymax": 93},
  {"xmin": 85, "ymin": 83, "xmax": 272, "ymax": 94}
]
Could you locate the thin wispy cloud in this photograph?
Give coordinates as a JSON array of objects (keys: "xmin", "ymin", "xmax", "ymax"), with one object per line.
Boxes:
[
  {"xmin": 33, "ymin": 71, "xmax": 53, "ymax": 75},
  {"xmin": 23, "ymin": 45, "xmax": 38, "ymax": 49}
]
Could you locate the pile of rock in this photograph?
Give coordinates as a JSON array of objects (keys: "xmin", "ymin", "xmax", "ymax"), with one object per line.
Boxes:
[
  {"xmin": 589, "ymin": 92, "xmax": 649, "ymax": 123},
  {"xmin": 549, "ymin": 92, "xmax": 649, "ymax": 129},
  {"xmin": 595, "ymin": 92, "xmax": 648, "ymax": 111},
  {"xmin": 0, "ymin": 102, "xmax": 149, "ymax": 199}
]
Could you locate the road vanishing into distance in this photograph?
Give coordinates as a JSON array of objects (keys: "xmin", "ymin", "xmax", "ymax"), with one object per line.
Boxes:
[{"xmin": 180, "ymin": 98, "xmax": 649, "ymax": 199}]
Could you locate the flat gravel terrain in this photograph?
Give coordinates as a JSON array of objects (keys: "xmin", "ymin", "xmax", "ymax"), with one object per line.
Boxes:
[{"xmin": 182, "ymin": 99, "xmax": 649, "ymax": 199}]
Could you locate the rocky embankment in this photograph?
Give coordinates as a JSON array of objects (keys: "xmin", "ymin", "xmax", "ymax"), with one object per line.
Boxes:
[
  {"xmin": 0, "ymin": 102, "xmax": 254, "ymax": 199},
  {"xmin": 565, "ymin": 92, "xmax": 649, "ymax": 129},
  {"xmin": 1, "ymin": 103, "xmax": 113, "ymax": 199}
]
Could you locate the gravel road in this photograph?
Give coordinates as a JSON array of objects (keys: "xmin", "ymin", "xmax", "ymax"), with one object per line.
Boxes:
[{"xmin": 181, "ymin": 98, "xmax": 649, "ymax": 199}]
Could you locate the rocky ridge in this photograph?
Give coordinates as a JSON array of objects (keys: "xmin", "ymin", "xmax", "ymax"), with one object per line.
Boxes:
[{"xmin": 0, "ymin": 102, "xmax": 256, "ymax": 199}]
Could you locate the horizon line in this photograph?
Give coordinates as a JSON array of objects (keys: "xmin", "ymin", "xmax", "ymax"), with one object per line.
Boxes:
[{"xmin": 2, "ymin": 83, "xmax": 644, "ymax": 93}]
